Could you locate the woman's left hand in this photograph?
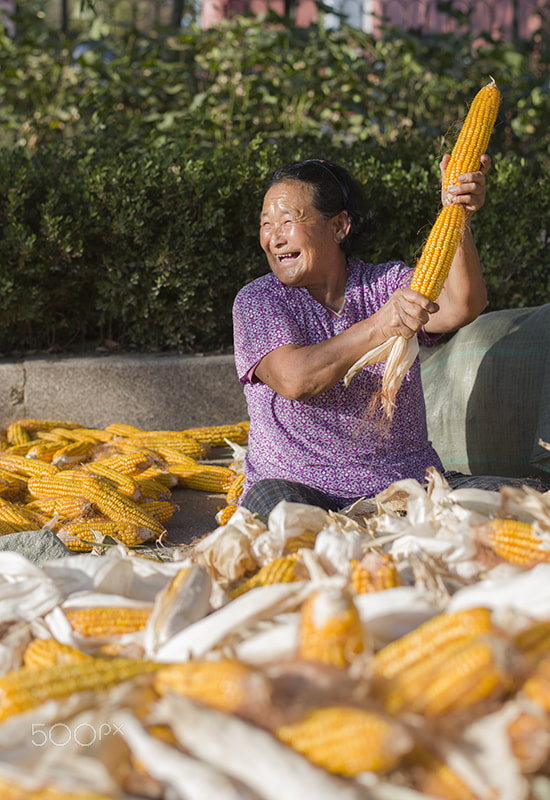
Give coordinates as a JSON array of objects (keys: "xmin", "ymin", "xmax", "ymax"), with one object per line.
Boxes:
[{"xmin": 440, "ymin": 153, "xmax": 491, "ymax": 213}]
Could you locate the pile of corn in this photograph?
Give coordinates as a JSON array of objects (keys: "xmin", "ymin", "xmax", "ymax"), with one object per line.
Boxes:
[
  {"xmin": 0, "ymin": 446, "xmax": 549, "ymax": 799},
  {"xmin": 0, "ymin": 418, "xmax": 248, "ymax": 552}
]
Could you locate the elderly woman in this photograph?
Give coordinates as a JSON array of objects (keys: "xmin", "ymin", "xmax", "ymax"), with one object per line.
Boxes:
[{"xmin": 232, "ymin": 155, "xmax": 493, "ymax": 517}]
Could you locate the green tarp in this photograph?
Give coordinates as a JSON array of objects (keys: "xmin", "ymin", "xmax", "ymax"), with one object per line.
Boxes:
[{"xmin": 421, "ymin": 304, "xmax": 550, "ymax": 479}]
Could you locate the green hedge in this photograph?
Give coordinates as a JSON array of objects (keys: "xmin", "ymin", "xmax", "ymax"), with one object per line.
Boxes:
[
  {"xmin": 1, "ymin": 13, "xmax": 549, "ymax": 354},
  {"xmin": 0, "ymin": 135, "xmax": 548, "ymax": 354}
]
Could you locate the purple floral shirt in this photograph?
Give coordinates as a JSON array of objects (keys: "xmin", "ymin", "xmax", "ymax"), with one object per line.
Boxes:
[{"xmin": 232, "ymin": 258, "xmax": 444, "ymax": 500}]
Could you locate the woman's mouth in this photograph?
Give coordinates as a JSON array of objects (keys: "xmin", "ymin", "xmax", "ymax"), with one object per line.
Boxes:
[{"xmin": 277, "ymin": 252, "xmax": 300, "ymax": 263}]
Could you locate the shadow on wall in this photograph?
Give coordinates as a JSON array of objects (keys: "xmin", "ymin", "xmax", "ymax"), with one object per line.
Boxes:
[{"xmin": 421, "ymin": 304, "xmax": 550, "ymax": 480}]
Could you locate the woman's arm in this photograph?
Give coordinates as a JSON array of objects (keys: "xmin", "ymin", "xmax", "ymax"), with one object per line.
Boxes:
[
  {"xmin": 255, "ymin": 287, "xmax": 437, "ymax": 401},
  {"xmin": 424, "ymin": 154, "xmax": 491, "ymax": 334}
]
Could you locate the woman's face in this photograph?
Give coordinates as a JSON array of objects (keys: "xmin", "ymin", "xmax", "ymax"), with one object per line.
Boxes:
[{"xmin": 259, "ymin": 180, "xmax": 347, "ymax": 288}]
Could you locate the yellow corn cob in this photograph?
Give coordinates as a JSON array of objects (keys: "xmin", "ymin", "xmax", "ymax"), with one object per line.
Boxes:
[
  {"xmin": 410, "ymin": 79, "xmax": 500, "ymax": 303},
  {"xmin": 26, "ymin": 496, "xmax": 92, "ymax": 521},
  {"xmin": 0, "ymin": 498, "xmax": 44, "ymax": 531},
  {"xmin": 23, "ymin": 638, "xmax": 92, "ymax": 668},
  {"xmin": 0, "ymin": 657, "xmax": 159, "ymax": 721},
  {"xmin": 93, "ymin": 451, "xmax": 153, "ymax": 475},
  {"xmin": 8, "ymin": 419, "xmax": 81, "ymax": 434},
  {"xmin": 0, "ymin": 774, "xmax": 119, "ymax": 800},
  {"xmin": 442, "ymin": 78, "xmax": 501, "ymax": 198},
  {"xmin": 29, "ymin": 473, "xmax": 165, "ymax": 535},
  {"xmin": 514, "ymin": 619, "xmax": 550, "ymax": 668},
  {"xmin": 52, "ymin": 439, "xmax": 96, "ymax": 467},
  {"xmin": 126, "ymin": 433, "xmax": 206, "ymax": 459},
  {"xmin": 276, "ymin": 706, "xmax": 412, "ymax": 776},
  {"xmin": 141, "ymin": 499, "xmax": 177, "ymax": 524},
  {"xmin": 137, "ymin": 465, "xmax": 178, "ymax": 487},
  {"xmin": 405, "ymin": 743, "xmax": 481, "ymax": 800},
  {"xmin": 55, "ymin": 534, "xmax": 94, "ymax": 552},
  {"xmin": 484, "ymin": 518, "xmax": 550, "ymax": 567},
  {"xmin": 521, "ymin": 655, "xmax": 550, "ymax": 712},
  {"xmin": 154, "ymin": 659, "xmax": 265, "ymax": 714},
  {"xmin": 371, "ymin": 606, "xmax": 493, "ymax": 681},
  {"xmin": 58, "ymin": 427, "xmax": 113, "ymax": 444},
  {"xmin": 182, "ymin": 424, "xmax": 249, "ymax": 447},
  {"xmin": 298, "ymin": 587, "xmax": 364, "ymax": 668},
  {"xmin": 0, "ymin": 454, "xmax": 59, "ymax": 478},
  {"xmin": 35, "ymin": 430, "xmax": 70, "ymax": 443},
  {"xmin": 149, "ymin": 445, "xmax": 199, "ymax": 469},
  {"xmin": 172, "ymin": 464, "xmax": 237, "ymax": 493},
  {"xmin": 0, "ymin": 467, "xmax": 26, "ymax": 499},
  {"xmin": 350, "ymin": 551, "xmax": 401, "ymax": 594},
  {"xmin": 283, "ymin": 529, "xmax": 318, "ymax": 553},
  {"xmin": 226, "ymin": 472, "xmax": 245, "ymax": 504},
  {"xmin": 6, "ymin": 422, "xmax": 32, "ymax": 446},
  {"xmin": 24, "ymin": 441, "xmax": 63, "ymax": 462},
  {"xmin": 84, "ymin": 462, "xmax": 141, "ymax": 500},
  {"xmin": 134, "ymin": 477, "xmax": 172, "ymax": 501},
  {"xmin": 65, "ymin": 606, "xmax": 152, "ymax": 637},
  {"xmin": 507, "ymin": 710, "xmax": 550, "ymax": 776},
  {"xmin": 216, "ymin": 504, "xmax": 237, "ymax": 525},
  {"xmin": 57, "ymin": 518, "xmax": 158, "ymax": 548},
  {"xmin": 104, "ymin": 422, "xmax": 144, "ymax": 438},
  {"xmin": 382, "ymin": 634, "xmax": 515, "ymax": 716},
  {"xmin": 410, "ymin": 203, "xmax": 467, "ymax": 301},
  {"xmin": 228, "ymin": 554, "xmax": 308, "ymax": 599}
]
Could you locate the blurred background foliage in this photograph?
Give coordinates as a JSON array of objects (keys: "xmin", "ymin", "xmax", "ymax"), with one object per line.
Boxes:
[{"xmin": 0, "ymin": 1, "xmax": 548, "ymax": 354}]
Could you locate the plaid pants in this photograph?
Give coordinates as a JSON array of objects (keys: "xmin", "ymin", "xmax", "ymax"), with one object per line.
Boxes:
[{"xmin": 241, "ymin": 473, "xmax": 550, "ymax": 518}]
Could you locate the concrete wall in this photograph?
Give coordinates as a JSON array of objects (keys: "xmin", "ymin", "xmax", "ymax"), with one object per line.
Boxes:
[{"xmin": 0, "ymin": 354, "xmax": 248, "ymax": 431}]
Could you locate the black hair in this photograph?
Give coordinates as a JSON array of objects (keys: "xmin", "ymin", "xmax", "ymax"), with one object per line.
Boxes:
[{"xmin": 265, "ymin": 159, "xmax": 375, "ymax": 256}]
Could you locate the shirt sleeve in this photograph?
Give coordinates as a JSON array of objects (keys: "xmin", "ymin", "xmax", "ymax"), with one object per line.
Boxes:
[{"xmin": 232, "ymin": 278, "xmax": 307, "ymax": 384}]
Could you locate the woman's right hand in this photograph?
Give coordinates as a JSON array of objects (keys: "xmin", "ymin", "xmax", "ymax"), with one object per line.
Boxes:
[{"xmin": 371, "ymin": 287, "xmax": 439, "ymax": 341}]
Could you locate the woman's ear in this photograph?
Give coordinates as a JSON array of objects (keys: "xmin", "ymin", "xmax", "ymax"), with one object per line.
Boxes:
[{"xmin": 334, "ymin": 211, "xmax": 351, "ymax": 242}]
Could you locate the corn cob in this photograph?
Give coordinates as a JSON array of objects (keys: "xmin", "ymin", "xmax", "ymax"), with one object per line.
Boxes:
[
  {"xmin": 25, "ymin": 496, "xmax": 92, "ymax": 521},
  {"xmin": 0, "ymin": 498, "xmax": 45, "ymax": 531},
  {"xmin": 182, "ymin": 424, "xmax": 249, "ymax": 447},
  {"xmin": 0, "ymin": 657, "xmax": 159, "ymax": 721},
  {"xmin": 137, "ymin": 465, "xmax": 178, "ymax": 487},
  {"xmin": 350, "ymin": 551, "xmax": 401, "ymax": 594},
  {"xmin": 405, "ymin": 743, "xmax": 481, "ymax": 800},
  {"xmin": 104, "ymin": 422, "xmax": 144, "ymax": 438},
  {"xmin": 24, "ymin": 441, "xmax": 63, "ymax": 462},
  {"xmin": 283, "ymin": 529, "xmax": 318, "ymax": 553},
  {"xmin": 28, "ymin": 473, "xmax": 165, "ymax": 535},
  {"xmin": 0, "ymin": 775, "xmax": 119, "ymax": 800},
  {"xmin": 383, "ymin": 635, "xmax": 515, "ymax": 716},
  {"xmin": 0, "ymin": 454, "xmax": 59, "ymax": 478},
  {"xmin": 275, "ymin": 705, "xmax": 412, "ymax": 776},
  {"xmin": 0, "ymin": 467, "xmax": 26, "ymax": 499},
  {"xmin": 484, "ymin": 518, "xmax": 550, "ymax": 567},
  {"xmin": 35, "ymin": 430, "xmax": 70, "ymax": 443},
  {"xmin": 65, "ymin": 606, "xmax": 152, "ymax": 637},
  {"xmin": 58, "ymin": 427, "xmax": 113, "ymax": 444},
  {"xmin": 521, "ymin": 655, "xmax": 550, "ymax": 712},
  {"xmin": 154, "ymin": 659, "xmax": 265, "ymax": 714},
  {"xmin": 84, "ymin": 461, "xmax": 141, "ymax": 500},
  {"xmin": 409, "ymin": 203, "xmax": 467, "ymax": 301},
  {"xmin": 52, "ymin": 439, "xmax": 96, "ymax": 467},
  {"xmin": 92, "ymin": 451, "xmax": 153, "ymax": 475},
  {"xmin": 298, "ymin": 587, "xmax": 364, "ymax": 668},
  {"xmin": 228, "ymin": 554, "xmax": 308, "ymax": 599},
  {"xmin": 8, "ymin": 419, "xmax": 81, "ymax": 434},
  {"xmin": 216, "ymin": 504, "xmax": 237, "ymax": 525},
  {"xmin": 23, "ymin": 638, "xmax": 92, "ymax": 668},
  {"xmin": 126, "ymin": 433, "xmax": 206, "ymax": 459},
  {"xmin": 225, "ymin": 472, "xmax": 245, "ymax": 505},
  {"xmin": 141, "ymin": 499, "xmax": 177, "ymax": 524},
  {"xmin": 57, "ymin": 518, "xmax": 158, "ymax": 548},
  {"xmin": 371, "ymin": 606, "xmax": 493, "ymax": 681},
  {"xmin": 507, "ymin": 710, "xmax": 550, "ymax": 775},
  {"xmin": 172, "ymin": 464, "xmax": 237, "ymax": 493},
  {"xmin": 442, "ymin": 77, "xmax": 501, "ymax": 199},
  {"xmin": 133, "ymin": 476, "xmax": 172, "ymax": 501},
  {"xmin": 514, "ymin": 619, "xmax": 550, "ymax": 668},
  {"xmin": 6, "ymin": 422, "xmax": 32, "ymax": 446}
]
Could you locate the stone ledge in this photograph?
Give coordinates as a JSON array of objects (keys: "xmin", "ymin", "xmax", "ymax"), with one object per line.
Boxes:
[{"xmin": 0, "ymin": 353, "xmax": 248, "ymax": 431}]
